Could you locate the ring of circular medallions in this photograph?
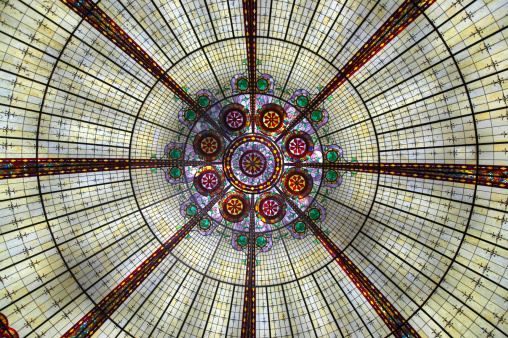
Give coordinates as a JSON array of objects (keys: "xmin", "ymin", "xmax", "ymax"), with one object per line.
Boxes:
[
  {"xmin": 255, "ymin": 103, "xmax": 286, "ymax": 136},
  {"xmin": 219, "ymin": 191, "xmax": 250, "ymax": 223},
  {"xmin": 281, "ymin": 167, "xmax": 313, "ymax": 198},
  {"xmin": 194, "ymin": 166, "xmax": 224, "ymax": 197},
  {"xmin": 193, "ymin": 130, "xmax": 224, "ymax": 161},
  {"xmin": 293, "ymin": 221, "xmax": 307, "ymax": 235},
  {"xmin": 255, "ymin": 192, "xmax": 286, "ymax": 224},
  {"xmin": 219, "ymin": 103, "xmax": 250, "ymax": 135},
  {"xmin": 223, "ymin": 134, "xmax": 283, "ymax": 193},
  {"xmin": 282, "ymin": 130, "xmax": 314, "ymax": 162}
]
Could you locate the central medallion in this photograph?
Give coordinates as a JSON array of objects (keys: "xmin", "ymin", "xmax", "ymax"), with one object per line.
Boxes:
[{"xmin": 223, "ymin": 134, "xmax": 283, "ymax": 193}]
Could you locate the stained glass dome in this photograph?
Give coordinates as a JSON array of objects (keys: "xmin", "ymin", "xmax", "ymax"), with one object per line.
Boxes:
[{"xmin": 0, "ymin": 0, "xmax": 507, "ymax": 337}]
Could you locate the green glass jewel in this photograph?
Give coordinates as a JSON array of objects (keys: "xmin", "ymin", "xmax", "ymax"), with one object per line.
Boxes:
[
  {"xmin": 295, "ymin": 222, "xmax": 306, "ymax": 233},
  {"xmin": 200, "ymin": 218, "xmax": 211, "ymax": 230},
  {"xmin": 326, "ymin": 150, "xmax": 338, "ymax": 162},
  {"xmin": 184, "ymin": 109, "xmax": 196, "ymax": 121},
  {"xmin": 326, "ymin": 170, "xmax": 338, "ymax": 182},
  {"xmin": 257, "ymin": 78, "xmax": 269, "ymax": 91},
  {"xmin": 198, "ymin": 95, "xmax": 210, "ymax": 107},
  {"xmin": 309, "ymin": 208, "xmax": 321, "ymax": 220},
  {"xmin": 311, "ymin": 110, "xmax": 323, "ymax": 122},
  {"xmin": 296, "ymin": 95, "xmax": 309, "ymax": 107},
  {"xmin": 256, "ymin": 236, "xmax": 267, "ymax": 248},
  {"xmin": 170, "ymin": 167, "xmax": 181, "ymax": 178},
  {"xmin": 237, "ymin": 234, "xmax": 248, "ymax": 247},
  {"xmin": 238, "ymin": 78, "xmax": 249, "ymax": 91},
  {"xmin": 169, "ymin": 148, "xmax": 181, "ymax": 159},
  {"xmin": 186, "ymin": 205, "xmax": 197, "ymax": 216}
]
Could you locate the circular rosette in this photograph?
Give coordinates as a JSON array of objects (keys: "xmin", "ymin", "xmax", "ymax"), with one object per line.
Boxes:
[
  {"xmin": 255, "ymin": 103, "xmax": 287, "ymax": 136},
  {"xmin": 193, "ymin": 130, "xmax": 224, "ymax": 161},
  {"xmin": 239, "ymin": 150, "xmax": 267, "ymax": 177},
  {"xmin": 255, "ymin": 192, "xmax": 286, "ymax": 224},
  {"xmin": 219, "ymin": 191, "xmax": 250, "ymax": 223},
  {"xmin": 282, "ymin": 130, "xmax": 314, "ymax": 162},
  {"xmin": 281, "ymin": 168, "xmax": 313, "ymax": 198},
  {"xmin": 219, "ymin": 103, "xmax": 250, "ymax": 135},
  {"xmin": 194, "ymin": 166, "xmax": 225, "ymax": 197},
  {"xmin": 223, "ymin": 134, "xmax": 283, "ymax": 193}
]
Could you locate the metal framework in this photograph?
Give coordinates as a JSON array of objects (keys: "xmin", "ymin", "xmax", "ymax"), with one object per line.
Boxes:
[
  {"xmin": 61, "ymin": 186, "xmax": 230, "ymax": 337},
  {"xmin": 277, "ymin": 186, "xmax": 421, "ymax": 338},
  {"xmin": 277, "ymin": 0, "xmax": 437, "ymax": 141},
  {"xmin": 1, "ymin": 0, "xmax": 505, "ymax": 336}
]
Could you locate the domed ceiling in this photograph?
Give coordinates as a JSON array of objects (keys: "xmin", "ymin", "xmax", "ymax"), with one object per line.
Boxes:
[{"xmin": 0, "ymin": 0, "xmax": 507, "ymax": 337}]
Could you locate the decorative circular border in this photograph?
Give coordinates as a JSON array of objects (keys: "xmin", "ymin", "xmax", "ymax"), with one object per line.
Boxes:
[
  {"xmin": 307, "ymin": 206, "xmax": 322, "ymax": 221},
  {"xmin": 255, "ymin": 103, "xmax": 287, "ymax": 136},
  {"xmin": 193, "ymin": 130, "xmax": 224, "ymax": 161},
  {"xmin": 324, "ymin": 148, "xmax": 340, "ymax": 163},
  {"xmin": 295, "ymin": 93, "xmax": 309, "ymax": 108},
  {"xmin": 293, "ymin": 221, "xmax": 307, "ymax": 235},
  {"xmin": 223, "ymin": 134, "xmax": 283, "ymax": 193},
  {"xmin": 184, "ymin": 203, "xmax": 198, "ymax": 218},
  {"xmin": 239, "ymin": 150, "xmax": 267, "ymax": 178},
  {"xmin": 166, "ymin": 146, "xmax": 183, "ymax": 160},
  {"xmin": 324, "ymin": 169, "xmax": 340, "ymax": 184},
  {"xmin": 281, "ymin": 130, "xmax": 314, "ymax": 162},
  {"xmin": 168, "ymin": 166, "xmax": 183, "ymax": 180},
  {"xmin": 310, "ymin": 108, "xmax": 325, "ymax": 124},
  {"xmin": 196, "ymin": 93, "xmax": 211, "ymax": 108},
  {"xmin": 255, "ymin": 192, "xmax": 286, "ymax": 224},
  {"xmin": 235, "ymin": 76, "xmax": 249, "ymax": 93},
  {"xmin": 193, "ymin": 166, "xmax": 225, "ymax": 197},
  {"xmin": 219, "ymin": 191, "xmax": 250, "ymax": 223},
  {"xmin": 182, "ymin": 108, "xmax": 198, "ymax": 124},
  {"xmin": 257, "ymin": 76, "xmax": 270, "ymax": 93},
  {"xmin": 255, "ymin": 234, "xmax": 269, "ymax": 249},
  {"xmin": 198, "ymin": 216, "xmax": 213, "ymax": 231},
  {"xmin": 281, "ymin": 167, "xmax": 313, "ymax": 198},
  {"xmin": 235, "ymin": 233, "xmax": 248, "ymax": 248},
  {"xmin": 219, "ymin": 103, "xmax": 250, "ymax": 135}
]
